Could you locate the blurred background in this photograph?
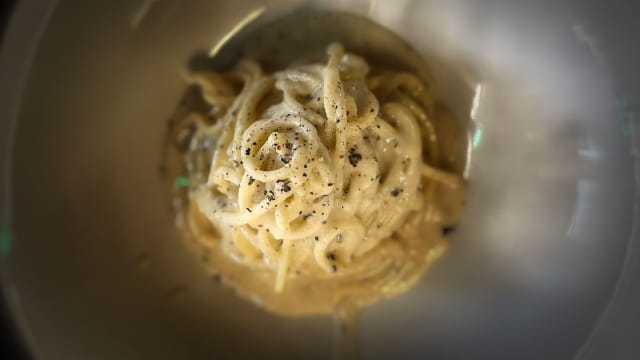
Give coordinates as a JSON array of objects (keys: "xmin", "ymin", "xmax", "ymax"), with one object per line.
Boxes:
[{"xmin": 0, "ymin": 3, "xmax": 24, "ymax": 360}]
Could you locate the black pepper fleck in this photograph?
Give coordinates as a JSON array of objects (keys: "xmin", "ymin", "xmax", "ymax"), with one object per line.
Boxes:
[
  {"xmin": 281, "ymin": 155, "xmax": 291, "ymax": 164},
  {"xmin": 348, "ymin": 147, "xmax": 362, "ymax": 167},
  {"xmin": 266, "ymin": 190, "xmax": 275, "ymax": 201},
  {"xmin": 441, "ymin": 226, "xmax": 456, "ymax": 236}
]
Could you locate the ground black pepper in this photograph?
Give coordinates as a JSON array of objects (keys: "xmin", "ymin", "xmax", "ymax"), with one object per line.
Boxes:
[
  {"xmin": 348, "ymin": 146, "xmax": 362, "ymax": 167},
  {"xmin": 266, "ymin": 190, "xmax": 275, "ymax": 201},
  {"xmin": 441, "ymin": 226, "xmax": 456, "ymax": 236}
]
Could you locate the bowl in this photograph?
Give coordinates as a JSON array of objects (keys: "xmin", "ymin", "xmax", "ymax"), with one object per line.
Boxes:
[{"xmin": 1, "ymin": 0, "xmax": 639, "ymax": 359}]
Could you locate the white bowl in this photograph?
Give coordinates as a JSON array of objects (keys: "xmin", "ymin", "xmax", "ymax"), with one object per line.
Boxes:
[{"xmin": 1, "ymin": 0, "xmax": 639, "ymax": 359}]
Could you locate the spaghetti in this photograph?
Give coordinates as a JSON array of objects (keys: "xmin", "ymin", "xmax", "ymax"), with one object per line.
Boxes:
[{"xmin": 168, "ymin": 43, "xmax": 466, "ymax": 315}]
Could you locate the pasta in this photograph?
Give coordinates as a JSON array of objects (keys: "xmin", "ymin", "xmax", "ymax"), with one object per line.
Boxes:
[{"xmin": 167, "ymin": 43, "xmax": 466, "ymax": 315}]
